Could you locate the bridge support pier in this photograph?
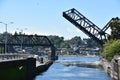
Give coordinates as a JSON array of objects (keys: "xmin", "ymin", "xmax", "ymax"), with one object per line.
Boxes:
[{"xmin": 48, "ymin": 46, "xmax": 57, "ymax": 60}]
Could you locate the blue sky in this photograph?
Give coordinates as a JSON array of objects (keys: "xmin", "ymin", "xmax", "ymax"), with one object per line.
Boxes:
[{"xmin": 0, "ymin": 0, "xmax": 120, "ymax": 39}]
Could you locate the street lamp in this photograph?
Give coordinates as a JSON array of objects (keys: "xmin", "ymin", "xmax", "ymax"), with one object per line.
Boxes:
[
  {"xmin": 16, "ymin": 28, "xmax": 27, "ymax": 52},
  {"xmin": 0, "ymin": 22, "xmax": 13, "ymax": 53}
]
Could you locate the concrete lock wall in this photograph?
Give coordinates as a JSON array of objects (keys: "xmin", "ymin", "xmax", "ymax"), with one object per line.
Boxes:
[{"xmin": 0, "ymin": 58, "xmax": 36, "ymax": 80}]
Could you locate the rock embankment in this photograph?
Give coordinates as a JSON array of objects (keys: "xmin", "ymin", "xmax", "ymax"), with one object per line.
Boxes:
[{"xmin": 101, "ymin": 59, "xmax": 118, "ymax": 80}]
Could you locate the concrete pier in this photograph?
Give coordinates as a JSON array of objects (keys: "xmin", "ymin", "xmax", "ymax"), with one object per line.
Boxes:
[
  {"xmin": 35, "ymin": 60, "xmax": 53, "ymax": 75},
  {"xmin": 0, "ymin": 58, "xmax": 53, "ymax": 80},
  {"xmin": 0, "ymin": 58, "xmax": 36, "ymax": 80}
]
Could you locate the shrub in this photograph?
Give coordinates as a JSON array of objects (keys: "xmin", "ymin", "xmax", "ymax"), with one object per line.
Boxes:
[{"xmin": 103, "ymin": 40, "xmax": 120, "ymax": 61}]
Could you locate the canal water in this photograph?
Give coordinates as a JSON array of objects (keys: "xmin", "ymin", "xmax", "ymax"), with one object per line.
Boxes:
[{"xmin": 35, "ymin": 56, "xmax": 112, "ymax": 80}]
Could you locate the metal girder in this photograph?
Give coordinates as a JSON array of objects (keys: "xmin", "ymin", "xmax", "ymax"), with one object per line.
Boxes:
[
  {"xmin": 5, "ymin": 34, "xmax": 53, "ymax": 47},
  {"xmin": 63, "ymin": 8, "xmax": 107, "ymax": 46},
  {"xmin": 102, "ymin": 17, "xmax": 120, "ymax": 32},
  {"xmin": 0, "ymin": 34, "xmax": 56, "ymax": 60}
]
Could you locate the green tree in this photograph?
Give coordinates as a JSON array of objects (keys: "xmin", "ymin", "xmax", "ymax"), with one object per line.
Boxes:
[
  {"xmin": 69, "ymin": 36, "xmax": 83, "ymax": 46},
  {"xmin": 108, "ymin": 17, "xmax": 120, "ymax": 40},
  {"xmin": 60, "ymin": 40, "xmax": 70, "ymax": 48},
  {"xmin": 83, "ymin": 38, "xmax": 100, "ymax": 48},
  {"xmin": 103, "ymin": 17, "xmax": 120, "ymax": 61},
  {"xmin": 103, "ymin": 40, "xmax": 120, "ymax": 61}
]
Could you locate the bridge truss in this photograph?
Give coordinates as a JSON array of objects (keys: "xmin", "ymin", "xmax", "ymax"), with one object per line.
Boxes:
[
  {"xmin": 63, "ymin": 8, "xmax": 116, "ymax": 46},
  {"xmin": 0, "ymin": 34, "xmax": 56, "ymax": 60}
]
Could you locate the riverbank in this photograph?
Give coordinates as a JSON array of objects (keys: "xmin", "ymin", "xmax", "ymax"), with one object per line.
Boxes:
[{"xmin": 101, "ymin": 58, "xmax": 118, "ymax": 80}]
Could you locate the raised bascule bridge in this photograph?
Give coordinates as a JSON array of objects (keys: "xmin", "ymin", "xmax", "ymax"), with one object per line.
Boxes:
[
  {"xmin": 62, "ymin": 9, "xmax": 120, "ymax": 79},
  {"xmin": 63, "ymin": 8, "xmax": 120, "ymax": 46}
]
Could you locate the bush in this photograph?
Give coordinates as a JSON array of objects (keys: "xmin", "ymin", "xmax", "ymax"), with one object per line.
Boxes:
[{"xmin": 103, "ymin": 40, "xmax": 120, "ymax": 61}]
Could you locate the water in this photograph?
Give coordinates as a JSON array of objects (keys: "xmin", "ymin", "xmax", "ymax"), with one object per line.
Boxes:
[
  {"xmin": 35, "ymin": 56, "xmax": 112, "ymax": 80},
  {"xmin": 58, "ymin": 56, "xmax": 100, "ymax": 62}
]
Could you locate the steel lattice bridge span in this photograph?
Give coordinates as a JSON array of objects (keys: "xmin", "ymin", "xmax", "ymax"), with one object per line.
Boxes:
[
  {"xmin": 0, "ymin": 34, "xmax": 56, "ymax": 60},
  {"xmin": 63, "ymin": 8, "xmax": 120, "ymax": 46}
]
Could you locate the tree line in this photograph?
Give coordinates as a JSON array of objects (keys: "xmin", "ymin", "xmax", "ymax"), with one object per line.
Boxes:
[
  {"xmin": 102, "ymin": 17, "xmax": 120, "ymax": 61},
  {"xmin": 0, "ymin": 32, "xmax": 99, "ymax": 49},
  {"xmin": 47, "ymin": 35, "xmax": 99, "ymax": 48}
]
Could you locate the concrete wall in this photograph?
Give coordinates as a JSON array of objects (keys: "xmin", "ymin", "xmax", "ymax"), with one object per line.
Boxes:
[
  {"xmin": 0, "ymin": 58, "xmax": 36, "ymax": 80},
  {"xmin": 35, "ymin": 60, "xmax": 53, "ymax": 76}
]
